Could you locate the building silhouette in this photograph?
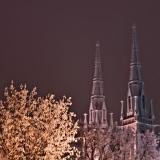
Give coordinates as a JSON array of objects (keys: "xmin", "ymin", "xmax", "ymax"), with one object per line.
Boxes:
[
  {"xmin": 83, "ymin": 24, "xmax": 157, "ymax": 159},
  {"xmin": 84, "ymin": 24, "xmax": 155, "ymax": 132},
  {"xmin": 120, "ymin": 23, "xmax": 155, "ymax": 133}
]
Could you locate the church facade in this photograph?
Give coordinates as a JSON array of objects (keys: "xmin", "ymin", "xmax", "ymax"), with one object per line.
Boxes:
[
  {"xmin": 120, "ymin": 24, "xmax": 155, "ymax": 133},
  {"xmin": 84, "ymin": 24, "xmax": 155, "ymax": 133},
  {"xmin": 83, "ymin": 24, "xmax": 156, "ymax": 159},
  {"xmin": 87, "ymin": 41, "xmax": 108, "ymax": 128}
]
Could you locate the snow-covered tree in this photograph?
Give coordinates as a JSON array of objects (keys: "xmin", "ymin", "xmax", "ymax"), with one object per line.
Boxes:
[
  {"xmin": 0, "ymin": 82, "xmax": 80, "ymax": 159},
  {"xmin": 81, "ymin": 125, "xmax": 112, "ymax": 160},
  {"xmin": 110, "ymin": 126, "xmax": 134, "ymax": 160},
  {"xmin": 80, "ymin": 124, "xmax": 159, "ymax": 160},
  {"xmin": 137, "ymin": 130, "xmax": 160, "ymax": 160},
  {"xmin": 80, "ymin": 124, "xmax": 134, "ymax": 160}
]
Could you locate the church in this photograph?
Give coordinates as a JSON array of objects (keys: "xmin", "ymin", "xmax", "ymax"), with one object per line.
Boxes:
[
  {"xmin": 82, "ymin": 24, "xmax": 157, "ymax": 159},
  {"xmin": 84, "ymin": 23, "xmax": 155, "ymax": 133}
]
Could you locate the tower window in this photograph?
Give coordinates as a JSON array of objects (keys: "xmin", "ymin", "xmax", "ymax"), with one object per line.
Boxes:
[
  {"xmin": 103, "ymin": 109, "xmax": 105, "ymax": 121},
  {"xmin": 128, "ymin": 96, "xmax": 131, "ymax": 110},
  {"xmin": 95, "ymin": 102, "xmax": 99, "ymax": 109},
  {"xmin": 90, "ymin": 109, "xmax": 93, "ymax": 122},
  {"xmin": 142, "ymin": 96, "xmax": 145, "ymax": 109}
]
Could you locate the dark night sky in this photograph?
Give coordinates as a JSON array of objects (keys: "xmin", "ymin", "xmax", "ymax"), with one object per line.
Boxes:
[{"xmin": 0, "ymin": 1, "xmax": 160, "ymax": 131}]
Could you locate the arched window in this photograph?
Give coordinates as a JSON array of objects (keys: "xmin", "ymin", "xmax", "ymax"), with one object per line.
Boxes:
[
  {"xmin": 142, "ymin": 95, "xmax": 145, "ymax": 109},
  {"xmin": 95, "ymin": 102, "xmax": 99, "ymax": 110},
  {"xmin": 103, "ymin": 109, "xmax": 105, "ymax": 122},
  {"xmin": 128, "ymin": 96, "xmax": 131, "ymax": 110},
  {"xmin": 90, "ymin": 109, "xmax": 93, "ymax": 122}
]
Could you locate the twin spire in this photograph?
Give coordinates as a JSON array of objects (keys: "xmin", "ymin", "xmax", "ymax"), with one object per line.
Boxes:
[
  {"xmin": 120, "ymin": 24, "xmax": 155, "ymax": 132},
  {"xmin": 84, "ymin": 24, "xmax": 155, "ymax": 131},
  {"xmin": 85, "ymin": 41, "xmax": 108, "ymax": 128},
  {"xmin": 84, "ymin": 41, "xmax": 115, "ymax": 128},
  {"xmin": 92, "ymin": 41, "xmax": 104, "ymax": 96},
  {"xmin": 130, "ymin": 23, "xmax": 142, "ymax": 82}
]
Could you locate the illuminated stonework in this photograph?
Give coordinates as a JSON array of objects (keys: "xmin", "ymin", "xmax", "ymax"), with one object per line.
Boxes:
[
  {"xmin": 84, "ymin": 41, "xmax": 108, "ymax": 128},
  {"xmin": 120, "ymin": 24, "xmax": 156, "ymax": 159},
  {"xmin": 120, "ymin": 24, "xmax": 155, "ymax": 133},
  {"xmin": 83, "ymin": 24, "xmax": 158, "ymax": 160}
]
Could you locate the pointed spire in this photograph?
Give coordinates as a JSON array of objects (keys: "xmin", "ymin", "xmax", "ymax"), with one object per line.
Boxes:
[
  {"xmin": 125, "ymin": 24, "xmax": 150, "ymax": 121},
  {"xmin": 121, "ymin": 24, "xmax": 155, "ymax": 134},
  {"xmin": 110, "ymin": 113, "xmax": 113, "ymax": 127},
  {"xmin": 95, "ymin": 41, "xmax": 100, "ymax": 65},
  {"xmin": 89, "ymin": 100, "xmax": 93, "ymax": 124},
  {"xmin": 131, "ymin": 23, "xmax": 140, "ymax": 65},
  {"xmin": 92, "ymin": 41, "xmax": 104, "ymax": 96},
  {"xmin": 131, "ymin": 23, "xmax": 139, "ymax": 53},
  {"xmin": 134, "ymin": 96, "xmax": 139, "ymax": 120},
  {"xmin": 83, "ymin": 113, "xmax": 88, "ymax": 128},
  {"xmin": 149, "ymin": 100, "xmax": 155, "ymax": 122},
  {"xmin": 94, "ymin": 41, "xmax": 102, "ymax": 79},
  {"xmin": 126, "ymin": 24, "xmax": 147, "ymax": 119},
  {"xmin": 89, "ymin": 41, "xmax": 108, "ymax": 127},
  {"xmin": 129, "ymin": 24, "xmax": 142, "ymax": 84},
  {"xmin": 120, "ymin": 101, "xmax": 124, "ymax": 124}
]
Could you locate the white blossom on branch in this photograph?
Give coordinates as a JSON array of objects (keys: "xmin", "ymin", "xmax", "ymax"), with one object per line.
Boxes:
[
  {"xmin": 0, "ymin": 82, "xmax": 80, "ymax": 159},
  {"xmin": 80, "ymin": 123, "xmax": 160, "ymax": 160}
]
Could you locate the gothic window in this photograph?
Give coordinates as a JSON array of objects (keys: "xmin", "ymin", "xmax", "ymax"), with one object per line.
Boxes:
[
  {"xmin": 95, "ymin": 102, "xmax": 99, "ymax": 110},
  {"xmin": 90, "ymin": 109, "xmax": 93, "ymax": 122},
  {"xmin": 142, "ymin": 95, "xmax": 145, "ymax": 109},
  {"xmin": 128, "ymin": 96, "xmax": 131, "ymax": 110},
  {"xmin": 103, "ymin": 109, "xmax": 105, "ymax": 122}
]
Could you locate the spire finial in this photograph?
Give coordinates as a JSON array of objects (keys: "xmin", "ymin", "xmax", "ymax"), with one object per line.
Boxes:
[
  {"xmin": 94, "ymin": 40, "xmax": 101, "ymax": 75},
  {"xmin": 132, "ymin": 23, "xmax": 138, "ymax": 51},
  {"xmin": 96, "ymin": 41, "xmax": 100, "ymax": 47},
  {"xmin": 149, "ymin": 99, "xmax": 155, "ymax": 123},
  {"xmin": 127, "ymin": 25, "xmax": 147, "ymax": 119},
  {"xmin": 120, "ymin": 101, "xmax": 124, "ymax": 124},
  {"xmin": 132, "ymin": 23, "xmax": 136, "ymax": 30},
  {"xmin": 83, "ymin": 113, "xmax": 88, "ymax": 128},
  {"xmin": 129, "ymin": 23, "xmax": 142, "ymax": 82},
  {"xmin": 110, "ymin": 113, "xmax": 114, "ymax": 127},
  {"xmin": 89, "ymin": 41, "xmax": 108, "ymax": 127}
]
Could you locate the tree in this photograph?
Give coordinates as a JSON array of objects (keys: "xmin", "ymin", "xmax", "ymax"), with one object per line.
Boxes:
[
  {"xmin": 80, "ymin": 123, "xmax": 160, "ymax": 160},
  {"xmin": 81, "ymin": 125, "xmax": 112, "ymax": 160},
  {"xmin": 109, "ymin": 126, "xmax": 134, "ymax": 160},
  {"xmin": 80, "ymin": 124, "xmax": 134, "ymax": 160},
  {"xmin": 0, "ymin": 81, "xmax": 80, "ymax": 159},
  {"xmin": 138, "ymin": 130, "xmax": 160, "ymax": 160}
]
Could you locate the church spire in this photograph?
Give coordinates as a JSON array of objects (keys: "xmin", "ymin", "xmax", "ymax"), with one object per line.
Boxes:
[
  {"xmin": 120, "ymin": 24, "xmax": 155, "ymax": 134},
  {"xmin": 149, "ymin": 100, "xmax": 155, "ymax": 123},
  {"xmin": 94, "ymin": 41, "xmax": 101, "ymax": 74},
  {"xmin": 129, "ymin": 23, "xmax": 142, "ymax": 82},
  {"xmin": 89, "ymin": 41, "xmax": 108, "ymax": 127},
  {"xmin": 119, "ymin": 24, "xmax": 156, "ymax": 152},
  {"xmin": 131, "ymin": 23, "xmax": 139, "ymax": 61},
  {"xmin": 92, "ymin": 41, "xmax": 103, "ymax": 96},
  {"xmin": 127, "ymin": 24, "xmax": 147, "ymax": 117}
]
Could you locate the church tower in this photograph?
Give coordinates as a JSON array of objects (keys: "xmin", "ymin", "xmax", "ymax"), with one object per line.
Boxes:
[
  {"xmin": 87, "ymin": 41, "xmax": 108, "ymax": 128},
  {"xmin": 120, "ymin": 24, "xmax": 155, "ymax": 133}
]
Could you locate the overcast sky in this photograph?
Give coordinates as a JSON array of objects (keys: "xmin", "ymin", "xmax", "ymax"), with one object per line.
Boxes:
[{"xmin": 0, "ymin": 1, "xmax": 160, "ymax": 131}]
